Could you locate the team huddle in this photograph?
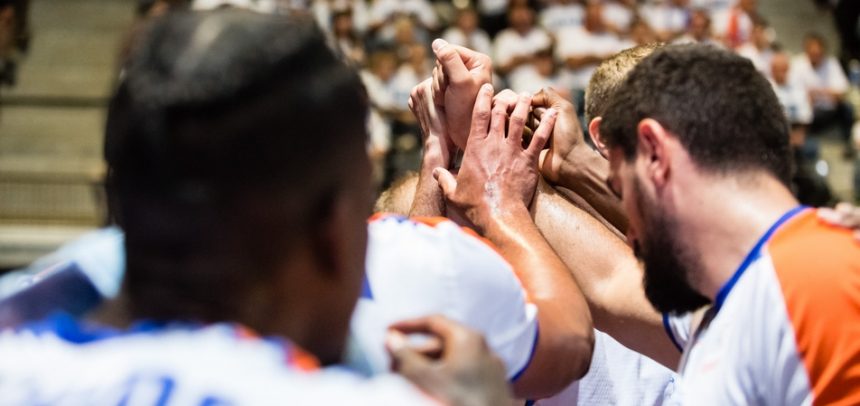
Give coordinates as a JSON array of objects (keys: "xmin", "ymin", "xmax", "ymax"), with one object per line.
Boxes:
[{"xmin": 0, "ymin": 3, "xmax": 858, "ymax": 406}]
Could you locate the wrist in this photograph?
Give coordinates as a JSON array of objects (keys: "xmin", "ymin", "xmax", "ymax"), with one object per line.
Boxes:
[{"xmin": 421, "ymin": 137, "xmax": 450, "ymax": 172}]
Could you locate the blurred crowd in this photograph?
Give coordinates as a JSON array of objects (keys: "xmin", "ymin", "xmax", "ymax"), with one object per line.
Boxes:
[{"xmin": 269, "ymin": 0, "xmax": 858, "ymax": 200}]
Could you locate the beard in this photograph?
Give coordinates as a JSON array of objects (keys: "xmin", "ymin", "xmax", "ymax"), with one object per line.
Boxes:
[{"xmin": 633, "ymin": 179, "xmax": 711, "ymax": 315}]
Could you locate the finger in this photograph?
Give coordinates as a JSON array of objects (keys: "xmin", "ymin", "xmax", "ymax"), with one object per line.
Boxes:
[
  {"xmin": 432, "ymin": 39, "xmax": 470, "ymax": 86},
  {"xmin": 489, "ymin": 104, "xmax": 507, "ymax": 140},
  {"xmin": 386, "ymin": 330, "xmax": 433, "ymax": 377},
  {"xmin": 389, "ymin": 315, "xmax": 477, "ymax": 358},
  {"xmin": 447, "ymin": 44, "xmax": 493, "ymax": 81},
  {"xmin": 818, "ymin": 207, "xmax": 842, "ymax": 225},
  {"xmin": 470, "ymin": 83, "xmax": 494, "ymax": 140},
  {"xmin": 492, "ymin": 89, "xmax": 520, "ymax": 113},
  {"xmin": 507, "ymin": 93, "xmax": 532, "ymax": 146},
  {"xmin": 527, "ymin": 108, "xmax": 558, "ymax": 156},
  {"xmin": 531, "ymin": 87, "xmax": 562, "ymax": 108},
  {"xmin": 432, "ymin": 65, "xmax": 445, "ymax": 107},
  {"xmin": 433, "ymin": 168, "xmax": 457, "ymax": 199}
]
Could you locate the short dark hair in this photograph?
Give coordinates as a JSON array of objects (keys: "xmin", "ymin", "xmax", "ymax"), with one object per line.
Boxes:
[
  {"xmin": 105, "ymin": 10, "xmax": 368, "ymax": 322},
  {"xmin": 600, "ymin": 44, "xmax": 792, "ymax": 184}
]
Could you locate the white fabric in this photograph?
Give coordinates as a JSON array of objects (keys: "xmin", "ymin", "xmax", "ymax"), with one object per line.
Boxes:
[
  {"xmin": 442, "ymin": 27, "xmax": 493, "ymax": 57},
  {"xmin": 737, "ymin": 43, "xmax": 773, "ymax": 76},
  {"xmin": 477, "ymin": 0, "xmax": 509, "ymax": 15},
  {"xmin": 537, "ymin": 330, "xmax": 680, "ymax": 406},
  {"xmin": 790, "ymin": 54, "xmax": 849, "ymax": 109},
  {"xmin": 555, "ymin": 27, "xmax": 630, "ymax": 90},
  {"xmin": 712, "ymin": 7, "xmax": 752, "ymax": 43},
  {"xmin": 640, "ymin": 4, "xmax": 688, "ymax": 35},
  {"xmin": 602, "ymin": 2, "xmax": 634, "ymax": 31},
  {"xmin": 0, "ymin": 324, "xmax": 433, "ymax": 405},
  {"xmin": 493, "ymin": 28, "xmax": 552, "ymax": 85},
  {"xmin": 352, "ymin": 216, "xmax": 539, "ymax": 379},
  {"xmin": 368, "ymin": 0, "xmax": 437, "ymax": 29},
  {"xmin": 539, "ymin": 4, "xmax": 585, "ymax": 34},
  {"xmin": 772, "ymin": 79, "xmax": 813, "ymax": 125},
  {"xmin": 672, "ymin": 254, "xmax": 813, "ymax": 405}
]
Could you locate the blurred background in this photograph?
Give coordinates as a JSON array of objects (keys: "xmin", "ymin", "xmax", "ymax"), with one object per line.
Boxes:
[{"xmin": 0, "ymin": 0, "xmax": 856, "ymax": 271}]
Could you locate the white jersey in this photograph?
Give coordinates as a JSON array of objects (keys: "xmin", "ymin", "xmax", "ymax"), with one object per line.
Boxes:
[
  {"xmin": 537, "ymin": 330, "xmax": 680, "ymax": 406},
  {"xmin": 0, "ymin": 315, "xmax": 434, "ymax": 405},
  {"xmin": 352, "ymin": 214, "xmax": 538, "ymax": 379},
  {"xmin": 665, "ymin": 207, "xmax": 860, "ymax": 405}
]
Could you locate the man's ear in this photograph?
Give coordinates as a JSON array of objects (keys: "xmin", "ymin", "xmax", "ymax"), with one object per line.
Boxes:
[
  {"xmin": 314, "ymin": 192, "xmax": 352, "ymax": 279},
  {"xmin": 636, "ymin": 118, "xmax": 671, "ymax": 189},
  {"xmin": 588, "ymin": 117, "xmax": 609, "ymax": 158}
]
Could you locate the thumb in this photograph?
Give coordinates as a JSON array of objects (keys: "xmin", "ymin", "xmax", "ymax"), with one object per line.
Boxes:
[
  {"xmin": 386, "ymin": 331, "xmax": 433, "ymax": 384},
  {"xmin": 433, "ymin": 167, "xmax": 457, "ymax": 199},
  {"xmin": 432, "ymin": 39, "xmax": 470, "ymax": 85}
]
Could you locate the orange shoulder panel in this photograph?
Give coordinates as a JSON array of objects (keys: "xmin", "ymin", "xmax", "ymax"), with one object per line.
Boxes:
[{"xmin": 768, "ymin": 209, "xmax": 860, "ymax": 406}]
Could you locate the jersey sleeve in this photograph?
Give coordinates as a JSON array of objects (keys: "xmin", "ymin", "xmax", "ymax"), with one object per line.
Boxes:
[{"xmin": 354, "ymin": 215, "xmax": 539, "ymax": 380}]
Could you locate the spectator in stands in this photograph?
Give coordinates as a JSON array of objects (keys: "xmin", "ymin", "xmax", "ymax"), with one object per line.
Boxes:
[
  {"xmin": 737, "ymin": 17, "xmax": 774, "ymax": 75},
  {"xmin": 556, "ymin": 2, "xmax": 629, "ymax": 97},
  {"xmin": 329, "ymin": 9, "xmax": 365, "ymax": 66},
  {"xmin": 477, "ymin": 0, "xmax": 510, "ymax": 38},
  {"xmin": 539, "ymin": 0, "xmax": 585, "ymax": 34},
  {"xmin": 675, "ymin": 8, "xmax": 719, "ymax": 46},
  {"xmin": 792, "ymin": 32, "xmax": 856, "ymax": 158},
  {"xmin": 713, "ymin": 0, "xmax": 759, "ymax": 49},
  {"xmin": 442, "ymin": 7, "xmax": 492, "ymax": 57},
  {"xmin": 493, "ymin": 4, "xmax": 551, "ymax": 86},
  {"xmin": 602, "ymin": 0, "xmax": 635, "ymax": 35},
  {"xmin": 509, "ymin": 47, "xmax": 569, "ymax": 98},
  {"xmin": 771, "ymin": 49, "xmax": 833, "ymax": 206},
  {"xmin": 640, "ymin": 0, "xmax": 691, "ymax": 42},
  {"xmin": 312, "ymin": 0, "xmax": 368, "ymax": 35},
  {"xmin": 628, "ymin": 17, "xmax": 660, "ymax": 46},
  {"xmin": 368, "ymin": 0, "xmax": 437, "ymax": 45},
  {"xmin": 0, "ymin": 0, "xmax": 29, "ymax": 86}
]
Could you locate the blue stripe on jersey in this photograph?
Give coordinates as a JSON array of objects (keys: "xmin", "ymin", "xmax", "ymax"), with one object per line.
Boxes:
[
  {"xmin": 713, "ymin": 205, "xmax": 807, "ymax": 313},
  {"xmin": 662, "ymin": 312, "xmax": 684, "ymax": 353},
  {"xmin": 510, "ymin": 321, "xmax": 540, "ymax": 382}
]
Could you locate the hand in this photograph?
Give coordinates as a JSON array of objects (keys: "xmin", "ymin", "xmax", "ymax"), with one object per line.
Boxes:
[
  {"xmin": 430, "ymin": 39, "xmax": 493, "ymax": 150},
  {"xmin": 434, "ymin": 84, "xmax": 557, "ymax": 232},
  {"xmin": 410, "ymin": 78, "xmax": 456, "ymax": 169},
  {"xmin": 386, "ymin": 315, "xmax": 510, "ymax": 406},
  {"xmin": 818, "ymin": 202, "xmax": 860, "ymax": 241},
  {"xmin": 531, "ymin": 87, "xmax": 587, "ymax": 185}
]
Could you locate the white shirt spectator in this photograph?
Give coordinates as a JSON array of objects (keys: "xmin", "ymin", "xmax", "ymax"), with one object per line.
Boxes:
[
  {"xmin": 478, "ymin": 0, "xmax": 509, "ymax": 16},
  {"xmin": 712, "ymin": 6, "xmax": 753, "ymax": 47},
  {"xmin": 640, "ymin": 2, "xmax": 689, "ymax": 37},
  {"xmin": 390, "ymin": 63, "xmax": 432, "ymax": 110},
  {"xmin": 493, "ymin": 27, "xmax": 552, "ymax": 86},
  {"xmin": 369, "ymin": 0, "xmax": 437, "ymax": 30},
  {"xmin": 737, "ymin": 43, "xmax": 773, "ymax": 76},
  {"xmin": 790, "ymin": 54, "xmax": 849, "ymax": 110},
  {"xmin": 539, "ymin": 2, "xmax": 585, "ymax": 34},
  {"xmin": 312, "ymin": 0, "xmax": 369, "ymax": 34},
  {"xmin": 360, "ymin": 69, "xmax": 398, "ymax": 112},
  {"xmin": 442, "ymin": 27, "xmax": 493, "ymax": 57},
  {"xmin": 771, "ymin": 78, "xmax": 813, "ymax": 125},
  {"xmin": 603, "ymin": 1, "xmax": 634, "ymax": 32},
  {"xmin": 556, "ymin": 27, "xmax": 631, "ymax": 90}
]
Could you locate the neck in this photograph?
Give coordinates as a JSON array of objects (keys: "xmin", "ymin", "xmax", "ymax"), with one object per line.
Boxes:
[{"xmin": 674, "ymin": 172, "xmax": 798, "ymax": 299}]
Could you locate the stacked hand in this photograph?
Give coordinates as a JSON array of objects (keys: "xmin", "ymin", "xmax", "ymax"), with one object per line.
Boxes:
[
  {"xmin": 387, "ymin": 315, "xmax": 510, "ymax": 406},
  {"xmin": 434, "ymin": 84, "xmax": 557, "ymax": 233}
]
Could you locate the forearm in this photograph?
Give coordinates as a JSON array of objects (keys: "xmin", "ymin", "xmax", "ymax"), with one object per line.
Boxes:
[
  {"xmin": 552, "ymin": 144, "xmax": 628, "ymax": 234},
  {"xmin": 410, "ymin": 141, "xmax": 448, "ymax": 217},
  {"xmin": 531, "ymin": 183, "xmax": 681, "ymax": 369},
  {"xmin": 484, "ymin": 205, "xmax": 594, "ymax": 398}
]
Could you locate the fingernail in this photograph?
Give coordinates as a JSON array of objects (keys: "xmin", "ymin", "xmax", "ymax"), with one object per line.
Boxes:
[
  {"xmin": 547, "ymin": 108, "xmax": 557, "ymax": 117},
  {"xmin": 432, "ymin": 39, "xmax": 448, "ymax": 52},
  {"xmin": 482, "ymin": 83, "xmax": 493, "ymax": 94},
  {"xmin": 432, "ymin": 168, "xmax": 442, "ymax": 180},
  {"xmin": 386, "ymin": 330, "xmax": 407, "ymax": 352},
  {"xmin": 520, "ymin": 91, "xmax": 531, "ymax": 99}
]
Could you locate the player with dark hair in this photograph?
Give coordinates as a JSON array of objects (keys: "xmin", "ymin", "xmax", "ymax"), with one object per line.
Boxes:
[{"xmin": 599, "ymin": 44, "xmax": 860, "ymax": 403}]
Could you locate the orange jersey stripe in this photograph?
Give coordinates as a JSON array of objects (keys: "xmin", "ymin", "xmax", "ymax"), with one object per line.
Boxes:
[{"xmin": 768, "ymin": 209, "xmax": 860, "ymax": 405}]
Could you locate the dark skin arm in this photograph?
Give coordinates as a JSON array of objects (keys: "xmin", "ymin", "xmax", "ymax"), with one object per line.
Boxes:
[{"xmin": 531, "ymin": 88, "xmax": 628, "ymax": 235}]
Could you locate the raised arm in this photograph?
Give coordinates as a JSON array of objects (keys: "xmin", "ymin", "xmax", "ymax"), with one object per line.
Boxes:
[
  {"xmin": 434, "ymin": 84, "xmax": 594, "ymax": 398},
  {"xmin": 531, "ymin": 179, "xmax": 682, "ymax": 369}
]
